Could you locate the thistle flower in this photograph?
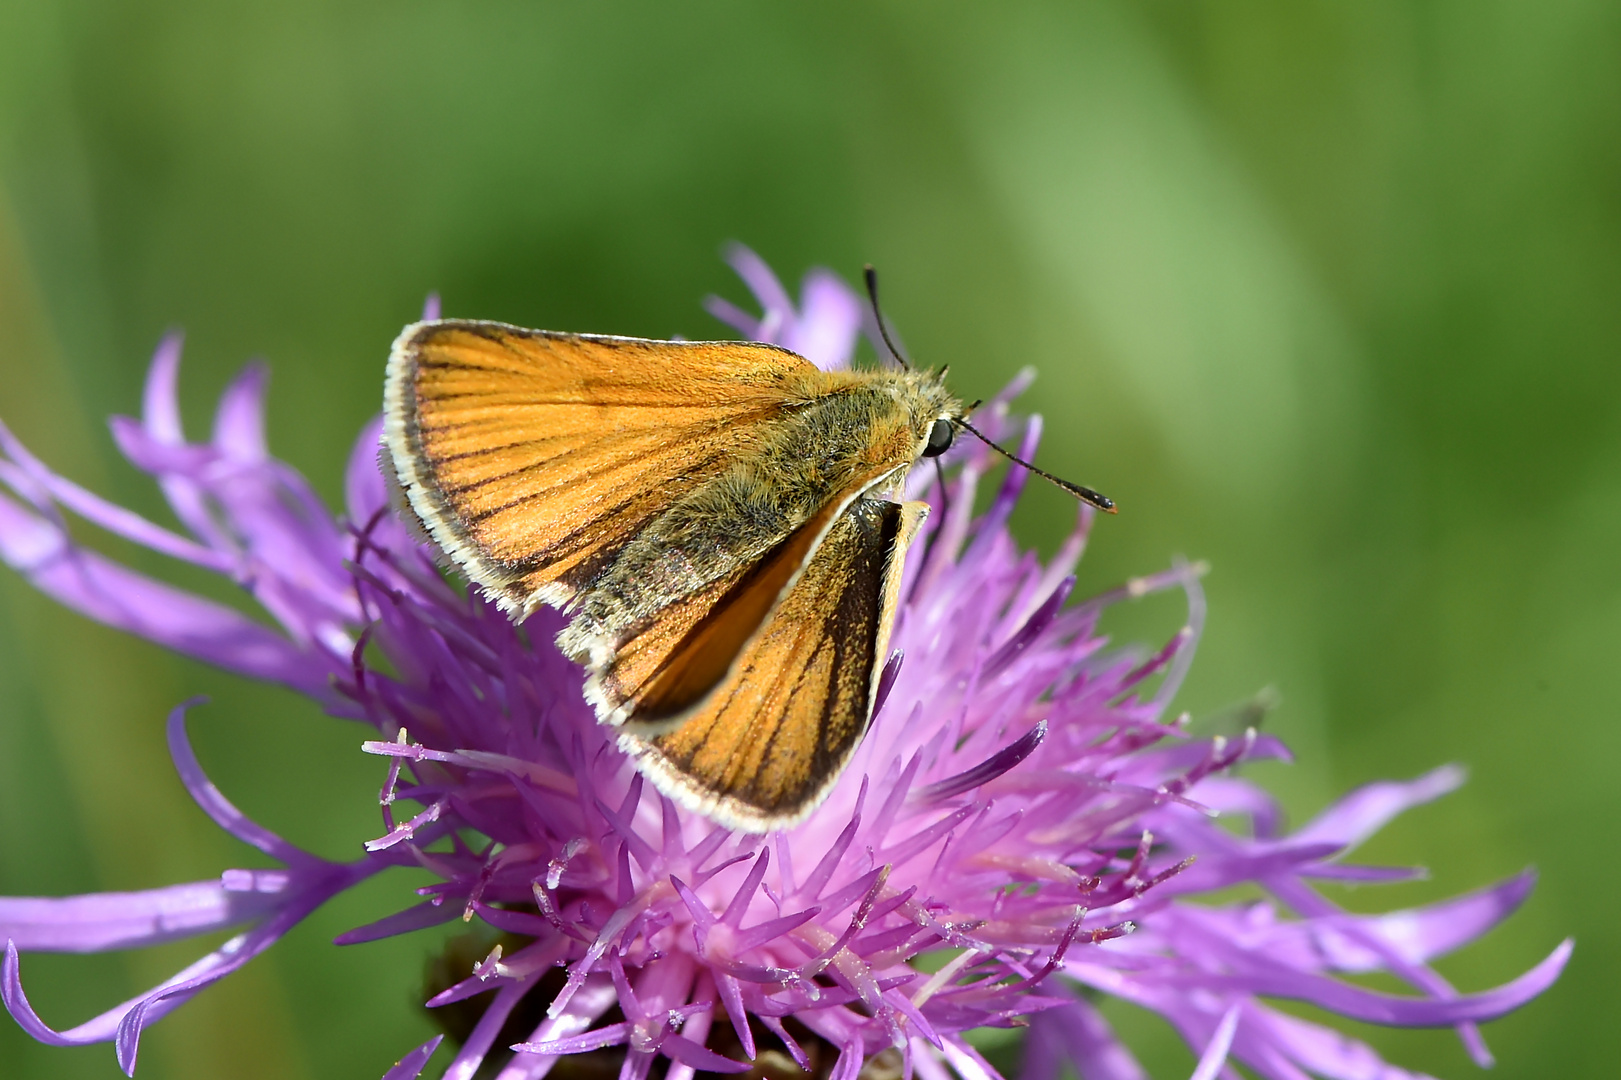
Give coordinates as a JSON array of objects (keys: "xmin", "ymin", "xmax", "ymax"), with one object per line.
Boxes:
[{"xmin": 0, "ymin": 250, "xmax": 1568, "ymax": 1080}]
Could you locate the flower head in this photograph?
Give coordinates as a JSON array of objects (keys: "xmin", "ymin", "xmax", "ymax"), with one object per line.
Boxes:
[{"xmin": 0, "ymin": 248, "xmax": 1568, "ymax": 1080}]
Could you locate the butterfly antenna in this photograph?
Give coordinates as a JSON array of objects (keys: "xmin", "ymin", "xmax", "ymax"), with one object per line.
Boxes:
[
  {"xmin": 863, "ymin": 265, "xmax": 911, "ymax": 370},
  {"xmin": 957, "ymin": 419, "xmax": 1117, "ymax": 513}
]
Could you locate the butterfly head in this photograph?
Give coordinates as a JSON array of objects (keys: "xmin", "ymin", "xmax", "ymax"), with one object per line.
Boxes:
[
  {"xmin": 864, "ymin": 365, "xmax": 966, "ymax": 474},
  {"xmin": 875, "ymin": 363, "xmax": 1116, "ymax": 514}
]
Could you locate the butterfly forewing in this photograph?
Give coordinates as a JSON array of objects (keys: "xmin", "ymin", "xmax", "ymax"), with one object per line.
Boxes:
[
  {"xmin": 621, "ymin": 497, "xmax": 928, "ymax": 830},
  {"xmin": 386, "ymin": 321, "xmax": 817, "ymax": 616}
]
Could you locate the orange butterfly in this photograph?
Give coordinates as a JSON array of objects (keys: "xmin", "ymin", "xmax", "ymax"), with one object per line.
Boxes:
[{"xmin": 382, "ymin": 290, "xmax": 1113, "ymax": 831}]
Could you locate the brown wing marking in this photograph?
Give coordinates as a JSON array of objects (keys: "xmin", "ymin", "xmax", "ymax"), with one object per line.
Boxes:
[
  {"xmin": 383, "ymin": 320, "xmax": 820, "ymax": 617},
  {"xmin": 619, "ymin": 498, "xmax": 928, "ymax": 832}
]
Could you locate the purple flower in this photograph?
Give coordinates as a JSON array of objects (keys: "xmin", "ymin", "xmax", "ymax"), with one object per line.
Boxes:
[{"xmin": 0, "ymin": 248, "xmax": 1568, "ymax": 1080}]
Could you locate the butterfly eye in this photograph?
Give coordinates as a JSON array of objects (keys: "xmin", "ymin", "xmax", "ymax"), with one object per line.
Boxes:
[{"xmin": 922, "ymin": 418, "xmax": 955, "ymax": 458}]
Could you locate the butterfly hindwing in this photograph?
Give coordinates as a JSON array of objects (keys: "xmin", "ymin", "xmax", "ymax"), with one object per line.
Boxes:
[
  {"xmin": 580, "ymin": 469, "xmax": 901, "ymax": 725},
  {"xmin": 619, "ymin": 497, "xmax": 928, "ymax": 830}
]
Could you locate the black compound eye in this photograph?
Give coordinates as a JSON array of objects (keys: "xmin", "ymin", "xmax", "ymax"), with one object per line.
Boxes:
[{"xmin": 922, "ymin": 418, "xmax": 955, "ymax": 458}]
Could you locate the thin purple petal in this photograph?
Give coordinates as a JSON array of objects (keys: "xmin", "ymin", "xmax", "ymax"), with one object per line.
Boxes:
[
  {"xmin": 1187, "ymin": 1005, "xmax": 1239, "ymax": 1080},
  {"xmin": 0, "ymin": 421, "xmax": 233, "ymax": 571},
  {"xmin": 723, "ymin": 242, "xmax": 795, "ymax": 330},
  {"xmin": 1025, "ymin": 1000, "xmax": 1147, "ymax": 1080},
  {"xmin": 913, "ymin": 721, "xmax": 1046, "ymax": 803},
  {"xmin": 335, "ymin": 899, "xmax": 461, "ymax": 946},
  {"xmin": 212, "ymin": 362, "xmax": 270, "ymax": 462},
  {"xmin": 141, "ymin": 333, "xmax": 186, "ymax": 443},
  {"xmin": 444, "ymin": 975, "xmax": 546, "ymax": 1080},
  {"xmin": 347, "ymin": 415, "xmax": 389, "ymax": 523},
  {"xmin": 1152, "ymin": 938, "xmax": 1572, "ymax": 1026},
  {"xmin": 659, "ymin": 1034, "xmax": 750, "ymax": 1073},
  {"xmin": 1243, "ymin": 1004, "xmax": 1434, "ymax": 1080},
  {"xmin": 381, "ymin": 1035, "xmax": 444, "ymax": 1080},
  {"xmin": 0, "ymin": 881, "xmax": 276, "ymax": 953},
  {"xmin": 167, "ymin": 700, "xmax": 310, "ymax": 862},
  {"xmin": 785, "ymin": 270, "xmax": 863, "ymax": 370},
  {"xmin": 0, "ymin": 493, "xmax": 336, "ymax": 700},
  {"xmin": 1291, "ymin": 767, "xmax": 1466, "ymax": 850}
]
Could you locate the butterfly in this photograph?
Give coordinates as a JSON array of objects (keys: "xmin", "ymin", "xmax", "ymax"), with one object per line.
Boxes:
[{"xmin": 381, "ymin": 277, "xmax": 1113, "ymax": 832}]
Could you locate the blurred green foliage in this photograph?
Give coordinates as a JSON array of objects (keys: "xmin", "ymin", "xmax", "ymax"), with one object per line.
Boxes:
[{"xmin": 0, "ymin": 2, "xmax": 1615, "ymax": 1077}]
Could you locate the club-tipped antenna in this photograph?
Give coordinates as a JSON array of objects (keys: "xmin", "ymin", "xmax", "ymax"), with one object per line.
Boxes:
[
  {"xmin": 863, "ymin": 265, "xmax": 911, "ymax": 370},
  {"xmin": 957, "ymin": 418, "xmax": 1117, "ymax": 513}
]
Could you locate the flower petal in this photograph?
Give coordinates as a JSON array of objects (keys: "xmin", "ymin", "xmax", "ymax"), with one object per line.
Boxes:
[
  {"xmin": 444, "ymin": 974, "xmax": 547, "ymax": 1080},
  {"xmin": 0, "ymin": 880, "xmax": 276, "ymax": 953},
  {"xmin": 1187, "ymin": 1005, "xmax": 1239, "ymax": 1080},
  {"xmin": 1291, "ymin": 767, "xmax": 1466, "ymax": 851},
  {"xmin": 0, "ymin": 422, "xmax": 233, "ymax": 571},
  {"xmin": 785, "ymin": 269, "xmax": 862, "ymax": 370},
  {"xmin": 0, "ymin": 492, "xmax": 335, "ymax": 700},
  {"xmin": 659, "ymin": 1034, "xmax": 750, "ymax": 1073},
  {"xmin": 1241, "ymin": 1004, "xmax": 1435, "ymax": 1080},
  {"xmin": 334, "ymin": 899, "xmax": 461, "ymax": 946},
  {"xmin": 1025, "ymin": 999, "xmax": 1147, "ymax": 1080},
  {"xmin": 1149, "ymin": 938, "xmax": 1572, "ymax": 1026},
  {"xmin": 380, "ymin": 1034, "xmax": 444, "ymax": 1080},
  {"xmin": 212, "ymin": 362, "xmax": 270, "ymax": 462},
  {"xmin": 346, "ymin": 415, "xmax": 389, "ymax": 523},
  {"xmin": 722, "ymin": 243, "xmax": 796, "ymax": 334},
  {"xmin": 167, "ymin": 700, "xmax": 311, "ymax": 863}
]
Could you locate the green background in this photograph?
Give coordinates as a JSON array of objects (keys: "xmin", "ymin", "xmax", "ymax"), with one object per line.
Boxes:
[{"xmin": 0, "ymin": 2, "xmax": 1614, "ymax": 1077}]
